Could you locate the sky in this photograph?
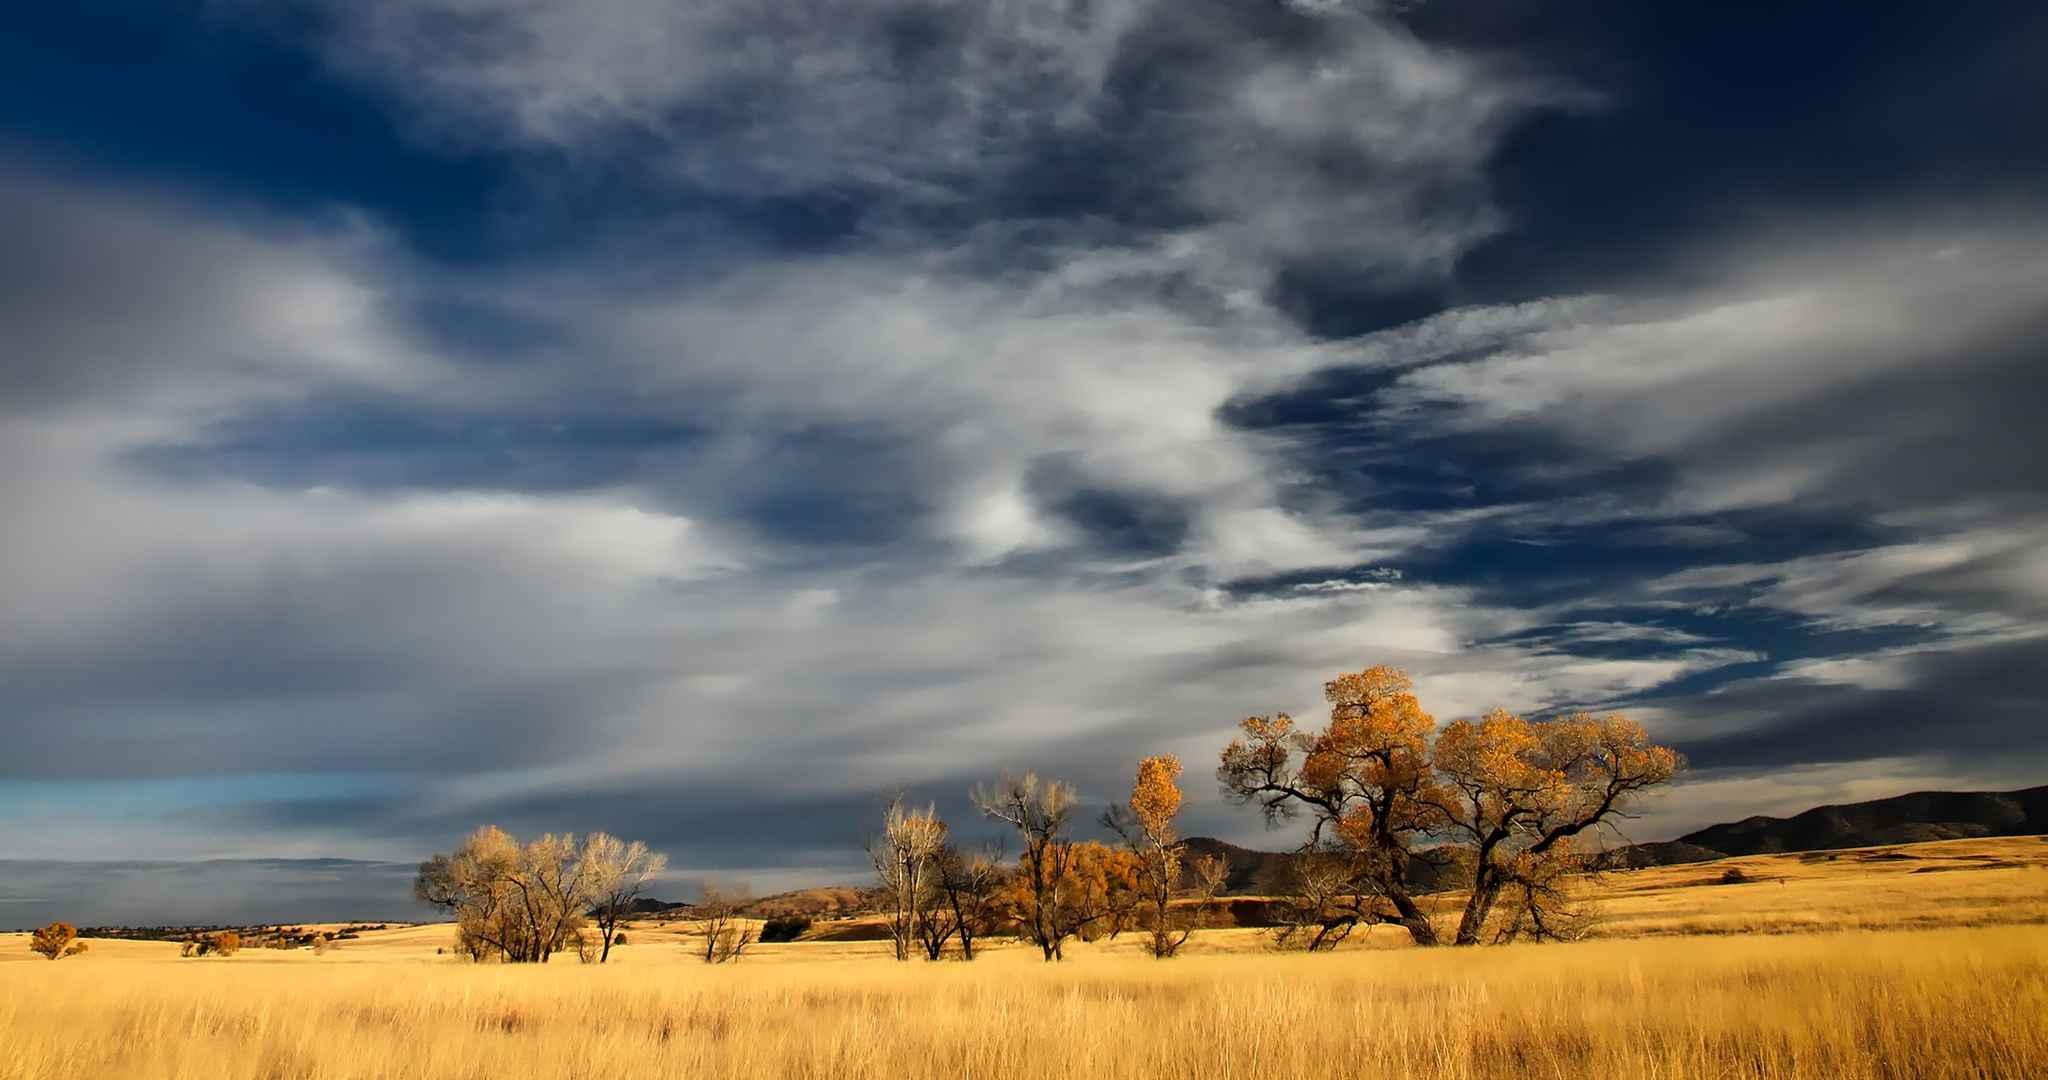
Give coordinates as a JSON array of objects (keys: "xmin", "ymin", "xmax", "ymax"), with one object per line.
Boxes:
[{"xmin": 4, "ymin": 0, "xmax": 2046, "ymax": 926}]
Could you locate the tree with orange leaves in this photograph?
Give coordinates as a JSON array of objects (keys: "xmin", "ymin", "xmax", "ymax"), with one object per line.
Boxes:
[
  {"xmin": 1105, "ymin": 755, "xmax": 1227, "ymax": 958},
  {"xmin": 29, "ymin": 922, "xmax": 84, "ymax": 960},
  {"xmin": 1430, "ymin": 707, "xmax": 1680, "ymax": 943},
  {"xmin": 975, "ymin": 772, "xmax": 1147, "ymax": 960},
  {"xmin": 1219, "ymin": 666, "xmax": 1448, "ymax": 944},
  {"xmin": 1218, "ymin": 665, "xmax": 1681, "ymax": 947},
  {"xmin": 1063, "ymin": 841, "xmax": 1145, "ymax": 942}
]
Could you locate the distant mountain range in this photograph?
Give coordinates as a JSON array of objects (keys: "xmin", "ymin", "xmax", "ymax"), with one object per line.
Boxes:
[
  {"xmin": 1669, "ymin": 785, "xmax": 2048, "ymax": 857},
  {"xmin": 1182, "ymin": 785, "xmax": 2048, "ymax": 887}
]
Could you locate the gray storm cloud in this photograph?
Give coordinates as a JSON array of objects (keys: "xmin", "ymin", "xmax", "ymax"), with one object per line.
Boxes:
[{"xmin": 3, "ymin": 1, "xmax": 2045, "ymax": 924}]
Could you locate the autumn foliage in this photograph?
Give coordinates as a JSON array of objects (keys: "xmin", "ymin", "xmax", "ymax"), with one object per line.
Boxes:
[
  {"xmin": 976, "ymin": 773, "xmax": 1148, "ymax": 960},
  {"xmin": 1105, "ymin": 755, "xmax": 1227, "ymax": 958},
  {"xmin": 1220, "ymin": 665, "xmax": 1682, "ymax": 946},
  {"xmin": 29, "ymin": 922, "xmax": 85, "ymax": 960},
  {"xmin": 181, "ymin": 930, "xmax": 242, "ymax": 957}
]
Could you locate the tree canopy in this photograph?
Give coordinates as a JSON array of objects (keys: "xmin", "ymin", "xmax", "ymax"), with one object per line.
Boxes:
[{"xmin": 1220, "ymin": 665, "xmax": 1681, "ymax": 946}]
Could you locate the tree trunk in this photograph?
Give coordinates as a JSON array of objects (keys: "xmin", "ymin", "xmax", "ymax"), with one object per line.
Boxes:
[
  {"xmin": 946, "ymin": 881, "xmax": 976, "ymax": 961},
  {"xmin": 1386, "ymin": 888, "xmax": 1440, "ymax": 946},
  {"xmin": 1454, "ymin": 877, "xmax": 1502, "ymax": 946}
]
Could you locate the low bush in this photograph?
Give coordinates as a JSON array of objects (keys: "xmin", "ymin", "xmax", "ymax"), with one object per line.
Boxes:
[
  {"xmin": 182, "ymin": 931, "xmax": 243, "ymax": 957},
  {"xmin": 29, "ymin": 922, "xmax": 80, "ymax": 961},
  {"xmin": 760, "ymin": 915, "xmax": 812, "ymax": 943}
]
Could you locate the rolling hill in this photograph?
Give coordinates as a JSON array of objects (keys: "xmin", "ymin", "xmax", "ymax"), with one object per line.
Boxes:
[{"xmin": 1673, "ymin": 785, "xmax": 2048, "ymax": 856}]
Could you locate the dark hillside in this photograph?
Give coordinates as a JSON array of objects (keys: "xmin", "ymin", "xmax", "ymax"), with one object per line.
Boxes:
[{"xmin": 1678, "ymin": 786, "xmax": 2048, "ymax": 856}]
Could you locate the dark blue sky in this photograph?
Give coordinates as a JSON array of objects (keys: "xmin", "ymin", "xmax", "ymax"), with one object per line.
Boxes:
[{"xmin": 4, "ymin": 0, "xmax": 2046, "ymax": 924}]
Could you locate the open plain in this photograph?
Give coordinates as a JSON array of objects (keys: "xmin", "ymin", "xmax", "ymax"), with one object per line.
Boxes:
[{"xmin": 7, "ymin": 836, "xmax": 2046, "ymax": 1080}]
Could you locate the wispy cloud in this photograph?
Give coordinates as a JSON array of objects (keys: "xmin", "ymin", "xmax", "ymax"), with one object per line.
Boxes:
[{"xmin": 1, "ymin": 1, "xmax": 2044, "ymax": 920}]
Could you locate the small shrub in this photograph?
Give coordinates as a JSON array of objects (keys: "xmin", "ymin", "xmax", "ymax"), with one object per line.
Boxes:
[
  {"xmin": 184, "ymin": 931, "xmax": 243, "ymax": 957},
  {"xmin": 29, "ymin": 922, "xmax": 79, "ymax": 960},
  {"xmin": 760, "ymin": 915, "xmax": 812, "ymax": 943},
  {"xmin": 1720, "ymin": 867, "xmax": 1753, "ymax": 885},
  {"xmin": 611, "ymin": 932, "xmax": 627, "ymax": 946}
]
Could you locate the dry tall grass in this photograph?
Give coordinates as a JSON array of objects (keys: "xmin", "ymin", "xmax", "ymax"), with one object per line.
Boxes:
[
  {"xmin": 6, "ymin": 836, "xmax": 2046, "ymax": 1079},
  {"xmin": 3, "ymin": 927, "xmax": 2044, "ymax": 1079}
]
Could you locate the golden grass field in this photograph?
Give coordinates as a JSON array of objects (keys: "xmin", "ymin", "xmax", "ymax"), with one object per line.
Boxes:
[{"xmin": 5, "ymin": 836, "xmax": 2046, "ymax": 1079}]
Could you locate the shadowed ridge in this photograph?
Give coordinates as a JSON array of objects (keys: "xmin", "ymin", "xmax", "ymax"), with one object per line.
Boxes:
[
  {"xmin": 1676, "ymin": 785, "xmax": 2048, "ymax": 856},
  {"xmin": 1178, "ymin": 837, "xmax": 1295, "ymax": 895}
]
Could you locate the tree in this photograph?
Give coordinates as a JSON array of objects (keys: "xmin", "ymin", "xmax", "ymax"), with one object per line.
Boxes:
[
  {"xmin": 1428, "ymin": 708, "xmax": 1675, "ymax": 944},
  {"xmin": 414, "ymin": 826, "xmax": 599, "ymax": 963},
  {"xmin": 693, "ymin": 881, "xmax": 753, "ymax": 964},
  {"xmin": 926, "ymin": 842, "xmax": 1006, "ymax": 961},
  {"xmin": 1220, "ymin": 665, "xmax": 1681, "ymax": 947},
  {"xmin": 870, "ymin": 797, "xmax": 947, "ymax": 962},
  {"xmin": 975, "ymin": 771, "xmax": 1096, "ymax": 960},
  {"xmin": 29, "ymin": 922, "xmax": 83, "ymax": 960},
  {"xmin": 1219, "ymin": 666, "xmax": 1446, "ymax": 944},
  {"xmin": 1059, "ymin": 841, "xmax": 1144, "ymax": 943},
  {"xmin": 1104, "ymin": 755, "xmax": 1228, "ymax": 958},
  {"xmin": 912, "ymin": 877, "xmax": 960, "ymax": 960},
  {"xmin": 177, "ymin": 930, "xmax": 244, "ymax": 957},
  {"xmin": 521, "ymin": 832, "xmax": 598, "ymax": 961},
  {"xmin": 1265, "ymin": 844, "xmax": 1375, "ymax": 952},
  {"xmin": 1489, "ymin": 840, "xmax": 1601, "ymax": 944},
  {"xmin": 582, "ymin": 832, "xmax": 668, "ymax": 963}
]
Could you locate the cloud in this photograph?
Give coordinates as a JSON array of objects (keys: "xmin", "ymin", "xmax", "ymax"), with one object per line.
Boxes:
[
  {"xmin": 1381, "ymin": 219, "xmax": 2048, "ymax": 519},
  {"xmin": 5, "ymin": 1, "xmax": 2047, "ymax": 922},
  {"xmin": 266, "ymin": 0, "xmax": 1572, "ymax": 283},
  {"xmin": 0, "ymin": 170, "xmax": 485, "ymax": 423}
]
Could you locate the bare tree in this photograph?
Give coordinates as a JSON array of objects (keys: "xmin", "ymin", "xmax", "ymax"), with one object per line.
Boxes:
[
  {"xmin": 928, "ymin": 842, "xmax": 1006, "ymax": 961},
  {"xmin": 413, "ymin": 826, "xmax": 598, "ymax": 963},
  {"xmin": 694, "ymin": 880, "xmax": 754, "ymax": 964},
  {"xmin": 582, "ymin": 832, "xmax": 667, "ymax": 963},
  {"xmin": 1266, "ymin": 845, "xmax": 1377, "ymax": 952},
  {"xmin": 870, "ymin": 797, "xmax": 947, "ymax": 962},
  {"xmin": 976, "ymin": 771, "xmax": 1120, "ymax": 960},
  {"xmin": 416, "ymin": 826, "xmax": 524, "ymax": 962},
  {"xmin": 522, "ymin": 832, "xmax": 597, "ymax": 962},
  {"xmin": 913, "ymin": 879, "xmax": 960, "ymax": 960}
]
